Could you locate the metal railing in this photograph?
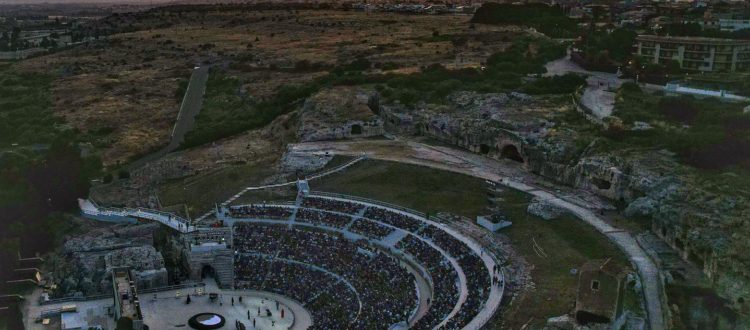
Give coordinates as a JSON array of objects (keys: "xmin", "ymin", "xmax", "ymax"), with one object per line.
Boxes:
[
  {"xmin": 309, "ymin": 191, "xmax": 427, "ymax": 218},
  {"xmin": 40, "ymin": 293, "xmax": 113, "ymax": 306}
]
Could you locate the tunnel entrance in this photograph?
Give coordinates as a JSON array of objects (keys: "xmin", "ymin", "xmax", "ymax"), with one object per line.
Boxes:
[
  {"xmin": 201, "ymin": 265, "xmax": 215, "ymax": 279},
  {"xmin": 479, "ymin": 144, "xmax": 491, "ymax": 155},
  {"xmin": 501, "ymin": 145, "xmax": 524, "ymax": 163},
  {"xmin": 350, "ymin": 124, "xmax": 362, "ymax": 135},
  {"xmin": 592, "ymin": 178, "xmax": 612, "ymax": 190}
]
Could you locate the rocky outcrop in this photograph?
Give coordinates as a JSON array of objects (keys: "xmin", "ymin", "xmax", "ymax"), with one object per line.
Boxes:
[
  {"xmin": 280, "ymin": 149, "xmax": 333, "ymax": 173},
  {"xmin": 527, "ymin": 196, "xmax": 566, "ymax": 220},
  {"xmin": 378, "ymin": 90, "xmax": 750, "ymax": 315},
  {"xmin": 382, "ymin": 91, "xmax": 549, "ymax": 165},
  {"xmin": 297, "ymin": 87, "xmax": 384, "ymax": 142},
  {"xmin": 50, "ymin": 224, "xmax": 168, "ymax": 297}
]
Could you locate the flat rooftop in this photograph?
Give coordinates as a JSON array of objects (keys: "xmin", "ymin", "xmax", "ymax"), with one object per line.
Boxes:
[
  {"xmin": 637, "ymin": 35, "xmax": 750, "ymax": 45},
  {"xmin": 114, "ymin": 270, "xmax": 142, "ymax": 321}
]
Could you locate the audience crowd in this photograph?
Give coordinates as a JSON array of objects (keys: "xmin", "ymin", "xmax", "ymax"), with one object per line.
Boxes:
[
  {"xmin": 364, "ymin": 207, "xmax": 423, "ymax": 232},
  {"xmin": 295, "ymin": 208, "xmax": 352, "ymax": 229},
  {"xmin": 227, "ymin": 204, "xmax": 293, "ymax": 219},
  {"xmin": 302, "ymin": 197, "xmax": 364, "ymax": 214},
  {"xmin": 397, "ymin": 235, "xmax": 460, "ymax": 329},
  {"xmin": 349, "ymin": 219, "xmax": 394, "ymax": 239},
  {"xmin": 233, "ymin": 223, "xmax": 416, "ymax": 329},
  {"xmin": 228, "ymin": 196, "xmax": 496, "ymax": 329}
]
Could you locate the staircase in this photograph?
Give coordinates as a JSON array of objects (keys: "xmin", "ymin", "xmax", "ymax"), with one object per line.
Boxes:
[{"xmin": 213, "ymin": 252, "xmax": 234, "ymax": 289}]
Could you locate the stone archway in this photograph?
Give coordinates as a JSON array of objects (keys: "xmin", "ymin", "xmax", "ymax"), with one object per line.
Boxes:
[
  {"xmin": 201, "ymin": 265, "xmax": 215, "ymax": 279},
  {"xmin": 500, "ymin": 145, "xmax": 524, "ymax": 163}
]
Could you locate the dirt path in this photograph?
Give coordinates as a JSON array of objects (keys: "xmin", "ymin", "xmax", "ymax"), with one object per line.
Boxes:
[{"xmin": 287, "ymin": 138, "xmax": 666, "ymax": 330}]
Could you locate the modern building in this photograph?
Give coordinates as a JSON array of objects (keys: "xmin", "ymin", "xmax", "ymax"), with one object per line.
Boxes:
[
  {"xmin": 634, "ymin": 35, "xmax": 750, "ymax": 72},
  {"xmin": 720, "ymin": 18, "xmax": 750, "ymax": 32}
]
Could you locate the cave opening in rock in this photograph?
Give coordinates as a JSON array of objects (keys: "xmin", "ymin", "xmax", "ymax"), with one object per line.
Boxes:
[
  {"xmin": 592, "ymin": 178, "xmax": 612, "ymax": 190},
  {"xmin": 479, "ymin": 144, "xmax": 491, "ymax": 155},
  {"xmin": 501, "ymin": 145, "xmax": 524, "ymax": 163},
  {"xmin": 350, "ymin": 124, "xmax": 362, "ymax": 135}
]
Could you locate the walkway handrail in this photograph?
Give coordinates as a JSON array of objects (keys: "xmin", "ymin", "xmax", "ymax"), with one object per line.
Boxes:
[
  {"xmin": 308, "ymin": 191, "xmax": 427, "ymax": 218},
  {"xmin": 218, "ymin": 155, "xmax": 367, "ymax": 209},
  {"xmin": 79, "ymin": 198, "xmax": 195, "ymax": 233},
  {"xmin": 40, "ymin": 293, "xmax": 113, "ymax": 306}
]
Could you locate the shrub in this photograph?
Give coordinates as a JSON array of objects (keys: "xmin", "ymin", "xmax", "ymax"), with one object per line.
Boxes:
[{"xmin": 658, "ymin": 97, "xmax": 699, "ymax": 125}]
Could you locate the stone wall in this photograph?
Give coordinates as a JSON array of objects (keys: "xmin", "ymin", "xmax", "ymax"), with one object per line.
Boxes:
[
  {"xmin": 187, "ymin": 248, "xmax": 234, "ymax": 288},
  {"xmin": 378, "ymin": 91, "xmax": 750, "ymax": 312},
  {"xmin": 298, "ymin": 118, "xmax": 384, "ymax": 142}
]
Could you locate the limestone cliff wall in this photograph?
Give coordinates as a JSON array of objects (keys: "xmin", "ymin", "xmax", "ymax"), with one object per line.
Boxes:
[{"xmin": 381, "ymin": 102, "xmax": 749, "ymax": 312}]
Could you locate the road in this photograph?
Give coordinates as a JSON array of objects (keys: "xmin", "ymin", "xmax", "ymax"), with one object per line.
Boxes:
[
  {"xmin": 287, "ymin": 138, "xmax": 666, "ymax": 330},
  {"xmin": 126, "ymin": 66, "xmax": 209, "ymax": 171},
  {"xmin": 544, "ymin": 52, "xmax": 621, "ymax": 120}
]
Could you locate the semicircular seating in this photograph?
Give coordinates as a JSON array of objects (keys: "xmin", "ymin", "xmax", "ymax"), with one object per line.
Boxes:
[{"xmin": 228, "ymin": 194, "xmax": 502, "ymax": 329}]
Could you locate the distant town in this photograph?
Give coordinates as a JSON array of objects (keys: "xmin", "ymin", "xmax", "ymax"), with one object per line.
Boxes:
[{"xmin": 1, "ymin": 1, "xmax": 749, "ymax": 330}]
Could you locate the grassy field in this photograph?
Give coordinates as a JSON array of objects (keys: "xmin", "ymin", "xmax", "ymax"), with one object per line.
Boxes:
[
  {"xmin": 158, "ymin": 158, "xmax": 279, "ymax": 216},
  {"xmin": 312, "ymin": 159, "xmax": 489, "ymax": 218},
  {"xmin": 312, "ymin": 159, "xmax": 633, "ymax": 328},
  {"xmin": 492, "ymin": 189, "xmax": 631, "ymax": 329},
  {"xmin": 0, "ymin": 64, "xmax": 64, "ymax": 146}
]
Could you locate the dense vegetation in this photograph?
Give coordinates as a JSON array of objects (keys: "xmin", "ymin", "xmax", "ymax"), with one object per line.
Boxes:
[
  {"xmin": 183, "ymin": 69, "xmax": 328, "ymax": 147},
  {"xmin": 574, "ymin": 28, "xmax": 638, "ymax": 70},
  {"xmin": 0, "ymin": 65, "xmax": 100, "ymax": 297},
  {"xmin": 606, "ymin": 87, "xmax": 750, "ymax": 170},
  {"xmin": 186, "ymin": 37, "xmax": 578, "ymax": 146},
  {"xmin": 0, "ymin": 66, "xmax": 73, "ymax": 146},
  {"xmin": 471, "ymin": 3, "xmax": 579, "ymax": 38}
]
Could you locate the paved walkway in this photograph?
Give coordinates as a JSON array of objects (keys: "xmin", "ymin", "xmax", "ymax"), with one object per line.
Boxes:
[
  {"xmin": 544, "ymin": 53, "xmax": 622, "ymax": 120},
  {"xmin": 79, "ymin": 198, "xmax": 196, "ymax": 233},
  {"xmin": 191, "ymin": 155, "xmax": 367, "ymax": 222},
  {"xmin": 286, "ymin": 139, "xmax": 665, "ymax": 330},
  {"xmin": 126, "ymin": 66, "xmax": 210, "ymax": 171}
]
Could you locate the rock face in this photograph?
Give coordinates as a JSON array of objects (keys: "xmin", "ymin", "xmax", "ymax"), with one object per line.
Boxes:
[
  {"xmin": 381, "ymin": 91, "xmax": 550, "ymax": 165},
  {"xmin": 377, "ymin": 90, "xmax": 750, "ymax": 315},
  {"xmin": 280, "ymin": 148, "xmax": 333, "ymax": 173},
  {"xmin": 527, "ymin": 197, "xmax": 566, "ymax": 220},
  {"xmin": 297, "ymin": 87, "xmax": 384, "ymax": 142},
  {"xmin": 104, "ymin": 246, "xmax": 168, "ymax": 289},
  {"xmin": 51, "ymin": 224, "xmax": 168, "ymax": 297}
]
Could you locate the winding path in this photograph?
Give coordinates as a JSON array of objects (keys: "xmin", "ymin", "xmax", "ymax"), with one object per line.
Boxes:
[{"xmin": 286, "ymin": 139, "xmax": 666, "ymax": 330}]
